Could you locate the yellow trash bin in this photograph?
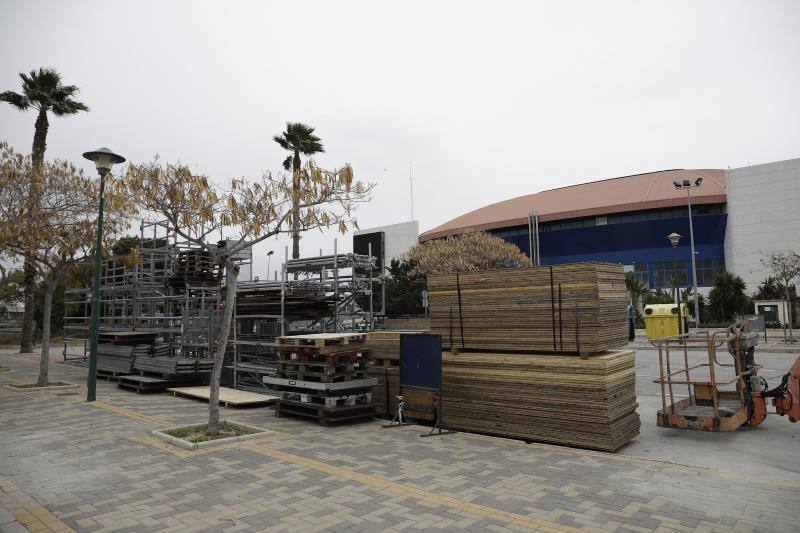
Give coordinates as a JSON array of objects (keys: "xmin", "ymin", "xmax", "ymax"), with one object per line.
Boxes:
[{"xmin": 643, "ymin": 303, "xmax": 688, "ymax": 340}]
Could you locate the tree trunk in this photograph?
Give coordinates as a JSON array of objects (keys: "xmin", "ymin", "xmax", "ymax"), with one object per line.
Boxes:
[
  {"xmin": 291, "ymin": 150, "xmax": 301, "ymax": 261},
  {"xmin": 785, "ymin": 285, "xmax": 794, "ymax": 342},
  {"xmin": 20, "ymin": 260, "xmax": 37, "ymax": 353},
  {"xmin": 21, "ymin": 109, "xmax": 49, "ymax": 353},
  {"xmin": 37, "ymin": 271, "xmax": 63, "ymax": 387},
  {"xmin": 32, "ymin": 108, "xmax": 49, "ymax": 165},
  {"xmin": 207, "ymin": 261, "xmax": 239, "ymax": 435}
]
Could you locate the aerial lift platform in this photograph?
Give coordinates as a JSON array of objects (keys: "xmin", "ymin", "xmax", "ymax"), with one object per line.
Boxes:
[{"xmin": 652, "ymin": 320, "xmax": 799, "ymax": 431}]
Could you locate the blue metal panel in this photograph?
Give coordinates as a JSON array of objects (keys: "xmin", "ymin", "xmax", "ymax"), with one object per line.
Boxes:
[
  {"xmin": 399, "ymin": 334, "xmax": 442, "ymax": 390},
  {"xmin": 497, "ymin": 213, "xmax": 727, "ymax": 288}
]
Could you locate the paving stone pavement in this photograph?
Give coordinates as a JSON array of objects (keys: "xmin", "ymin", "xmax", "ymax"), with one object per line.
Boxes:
[{"xmin": 1, "ymin": 351, "xmax": 798, "ymax": 532}]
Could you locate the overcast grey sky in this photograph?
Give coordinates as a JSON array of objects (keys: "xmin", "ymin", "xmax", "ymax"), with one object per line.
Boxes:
[{"xmin": 2, "ymin": 1, "xmax": 799, "ymax": 278}]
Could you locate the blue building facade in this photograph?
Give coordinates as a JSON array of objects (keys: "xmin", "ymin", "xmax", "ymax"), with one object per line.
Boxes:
[{"xmin": 491, "ymin": 205, "xmax": 726, "ymax": 289}]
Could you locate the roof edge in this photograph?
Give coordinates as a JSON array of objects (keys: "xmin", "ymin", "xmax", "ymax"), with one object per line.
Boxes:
[{"xmin": 419, "ymin": 195, "xmax": 727, "ymax": 242}]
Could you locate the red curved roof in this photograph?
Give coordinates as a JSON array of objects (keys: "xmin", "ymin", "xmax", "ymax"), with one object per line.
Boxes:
[{"xmin": 419, "ymin": 169, "xmax": 726, "ymax": 242}]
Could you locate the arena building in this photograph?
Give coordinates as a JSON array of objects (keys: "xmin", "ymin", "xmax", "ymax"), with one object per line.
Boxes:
[{"xmin": 419, "ymin": 169, "xmax": 729, "ymax": 291}]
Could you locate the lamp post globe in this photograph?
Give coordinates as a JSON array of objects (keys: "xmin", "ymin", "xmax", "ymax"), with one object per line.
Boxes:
[
  {"xmin": 82, "ymin": 147, "xmax": 125, "ymax": 402},
  {"xmin": 83, "ymin": 147, "xmax": 126, "ymax": 176}
]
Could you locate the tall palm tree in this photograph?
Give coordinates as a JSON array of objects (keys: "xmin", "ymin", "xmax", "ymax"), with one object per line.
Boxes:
[
  {"xmin": 273, "ymin": 123, "xmax": 324, "ymax": 259},
  {"xmin": 1, "ymin": 68, "xmax": 89, "ymax": 165},
  {"xmin": 1, "ymin": 68, "xmax": 89, "ymax": 353}
]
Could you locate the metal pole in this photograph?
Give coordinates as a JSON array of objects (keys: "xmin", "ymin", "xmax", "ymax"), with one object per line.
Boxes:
[
  {"xmin": 409, "ymin": 160, "xmax": 414, "ymax": 221},
  {"xmin": 333, "ymin": 239, "xmax": 339, "ymax": 333},
  {"xmin": 533, "ymin": 212, "xmax": 540, "ymax": 267},
  {"xmin": 86, "ymin": 168, "xmax": 108, "ymax": 402},
  {"xmin": 368, "ymin": 242, "xmax": 374, "ymax": 331},
  {"xmin": 527, "ymin": 212, "xmax": 534, "ymax": 267},
  {"xmin": 687, "ymin": 187, "xmax": 700, "ymax": 326},
  {"xmin": 280, "ymin": 246, "xmax": 287, "ymax": 336}
]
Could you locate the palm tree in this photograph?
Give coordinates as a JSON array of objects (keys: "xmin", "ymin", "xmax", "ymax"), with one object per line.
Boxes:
[
  {"xmin": 624, "ymin": 271, "xmax": 647, "ymax": 313},
  {"xmin": 273, "ymin": 123, "xmax": 325, "ymax": 259},
  {"xmin": 1, "ymin": 68, "xmax": 89, "ymax": 165},
  {"xmin": 1, "ymin": 68, "xmax": 89, "ymax": 353}
]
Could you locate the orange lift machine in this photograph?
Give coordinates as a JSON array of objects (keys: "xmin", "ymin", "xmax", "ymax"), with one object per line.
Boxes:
[{"xmin": 652, "ymin": 320, "xmax": 799, "ymax": 431}]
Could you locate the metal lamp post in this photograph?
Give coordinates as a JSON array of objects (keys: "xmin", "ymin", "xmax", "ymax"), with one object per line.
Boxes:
[
  {"xmin": 82, "ymin": 147, "xmax": 126, "ymax": 402},
  {"xmin": 673, "ymin": 178, "xmax": 703, "ymax": 326},
  {"xmin": 667, "ymin": 232, "xmax": 683, "ymax": 335},
  {"xmin": 266, "ymin": 250, "xmax": 274, "ymax": 278}
]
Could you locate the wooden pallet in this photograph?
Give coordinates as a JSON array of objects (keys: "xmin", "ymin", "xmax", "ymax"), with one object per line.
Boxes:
[
  {"xmin": 167, "ymin": 386, "xmax": 279, "ymax": 407},
  {"xmin": 277, "ymin": 332, "xmax": 369, "ymax": 347},
  {"xmin": 428, "ymin": 262, "xmax": 628, "ymax": 355},
  {"xmin": 276, "ymin": 349, "xmax": 366, "ymax": 364},
  {"xmin": 274, "ymin": 399, "xmax": 378, "ymax": 425},
  {"xmin": 275, "ymin": 369, "xmax": 369, "ymax": 383}
]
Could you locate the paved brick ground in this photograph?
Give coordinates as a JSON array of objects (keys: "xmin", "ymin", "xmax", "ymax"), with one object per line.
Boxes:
[{"xmin": 1, "ymin": 351, "xmax": 798, "ymax": 532}]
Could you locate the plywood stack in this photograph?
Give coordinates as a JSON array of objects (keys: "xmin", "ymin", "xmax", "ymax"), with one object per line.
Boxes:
[
  {"xmin": 264, "ymin": 333, "xmax": 379, "ymax": 425},
  {"xmin": 441, "ymin": 350, "xmax": 639, "ymax": 451},
  {"xmin": 366, "ymin": 331, "xmax": 435, "ymax": 420},
  {"xmin": 427, "ymin": 262, "xmax": 628, "ymax": 355}
]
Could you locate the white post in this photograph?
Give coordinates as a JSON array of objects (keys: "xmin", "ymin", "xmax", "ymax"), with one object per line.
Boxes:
[{"xmin": 687, "ymin": 187, "xmax": 700, "ymax": 325}]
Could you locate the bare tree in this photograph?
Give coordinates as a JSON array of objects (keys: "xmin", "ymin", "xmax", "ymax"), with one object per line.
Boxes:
[
  {"xmin": 0, "ymin": 143, "xmax": 131, "ymax": 385},
  {"xmin": 118, "ymin": 159, "xmax": 373, "ymax": 434},
  {"xmin": 762, "ymin": 251, "xmax": 800, "ymax": 342}
]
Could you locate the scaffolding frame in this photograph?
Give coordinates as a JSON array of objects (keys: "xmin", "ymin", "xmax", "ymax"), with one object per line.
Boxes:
[
  {"xmin": 228, "ymin": 239, "xmax": 383, "ymax": 392},
  {"xmin": 63, "ymin": 220, "xmax": 224, "ymax": 360}
]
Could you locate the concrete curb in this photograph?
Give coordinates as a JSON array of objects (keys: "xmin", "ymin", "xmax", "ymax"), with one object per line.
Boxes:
[
  {"xmin": 3, "ymin": 381, "xmax": 79, "ymax": 392},
  {"xmin": 151, "ymin": 420, "xmax": 274, "ymax": 450}
]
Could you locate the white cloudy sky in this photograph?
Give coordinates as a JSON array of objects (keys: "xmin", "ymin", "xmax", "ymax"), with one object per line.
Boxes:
[{"xmin": 2, "ymin": 1, "xmax": 799, "ymax": 278}]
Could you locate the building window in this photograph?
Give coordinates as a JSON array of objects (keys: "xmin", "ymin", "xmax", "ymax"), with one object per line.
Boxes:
[
  {"xmin": 653, "ymin": 261, "xmax": 688, "ymax": 287},
  {"xmin": 696, "ymin": 259, "xmax": 724, "ymax": 286}
]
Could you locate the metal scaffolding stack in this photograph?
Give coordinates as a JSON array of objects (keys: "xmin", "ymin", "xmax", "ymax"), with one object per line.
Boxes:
[
  {"xmin": 64, "ymin": 226, "xmax": 381, "ymax": 398},
  {"xmin": 228, "ymin": 241, "xmax": 384, "ymax": 394},
  {"xmin": 63, "ymin": 220, "xmax": 224, "ymax": 360}
]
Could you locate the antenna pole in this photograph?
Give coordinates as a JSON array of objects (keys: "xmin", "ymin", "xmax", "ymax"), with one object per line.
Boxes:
[{"xmin": 409, "ymin": 160, "xmax": 414, "ymax": 221}]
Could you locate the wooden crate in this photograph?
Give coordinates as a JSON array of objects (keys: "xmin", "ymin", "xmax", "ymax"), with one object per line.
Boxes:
[{"xmin": 428, "ymin": 262, "xmax": 628, "ymax": 355}]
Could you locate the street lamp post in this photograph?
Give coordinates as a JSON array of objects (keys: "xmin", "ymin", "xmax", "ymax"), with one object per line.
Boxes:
[
  {"xmin": 673, "ymin": 178, "xmax": 703, "ymax": 326},
  {"xmin": 667, "ymin": 232, "xmax": 683, "ymax": 335},
  {"xmin": 82, "ymin": 147, "xmax": 126, "ymax": 402},
  {"xmin": 266, "ymin": 250, "xmax": 274, "ymax": 278}
]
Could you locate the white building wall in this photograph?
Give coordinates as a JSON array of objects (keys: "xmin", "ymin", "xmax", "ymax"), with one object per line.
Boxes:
[
  {"xmin": 354, "ymin": 220, "xmax": 419, "ymax": 266},
  {"xmin": 724, "ymin": 158, "xmax": 800, "ymax": 292}
]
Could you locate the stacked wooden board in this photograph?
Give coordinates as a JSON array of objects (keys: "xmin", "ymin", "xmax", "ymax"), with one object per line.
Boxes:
[
  {"xmin": 427, "ymin": 262, "xmax": 628, "ymax": 354},
  {"xmin": 264, "ymin": 333, "xmax": 379, "ymax": 425},
  {"xmin": 441, "ymin": 350, "xmax": 639, "ymax": 451},
  {"xmin": 366, "ymin": 331, "xmax": 435, "ymax": 420}
]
